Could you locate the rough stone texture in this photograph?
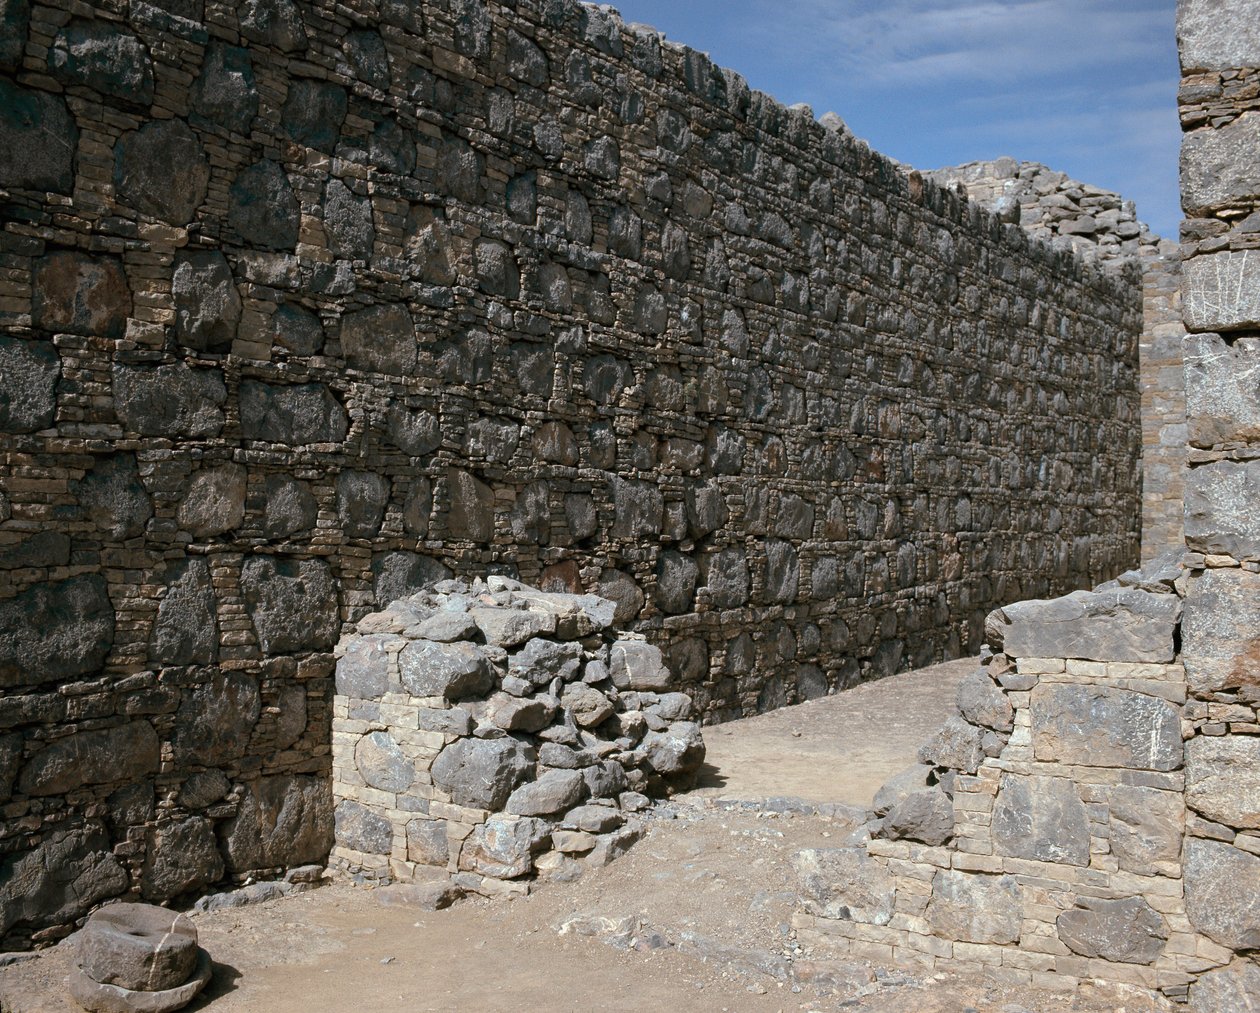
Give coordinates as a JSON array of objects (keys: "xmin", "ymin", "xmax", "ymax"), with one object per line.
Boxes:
[
  {"xmin": 113, "ymin": 363, "xmax": 226, "ymax": 438},
  {"xmin": 880, "ymin": 788, "xmax": 954, "ymax": 846},
  {"xmin": 33, "ymin": 251, "xmax": 131, "ymax": 340},
  {"xmin": 191, "ymin": 42, "xmax": 258, "ymax": 133},
  {"xmin": 430, "ymin": 737, "xmax": 534, "ymax": 811},
  {"xmin": 1056, "ymin": 897, "xmax": 1168, "ymax": 965},
  {"xmin": 241, "ymin": 556, "xmax": 339, "ymax": 653},
  {"xmin": 1030, "ymin": 683, "xmax": 1182, "ymax": 771},
  {"xmin": 48, "ymin": 19, "xmax": 153, "ymax": 107},
  {"xmin": 1189, "ymin": 961, "xmax": 1260, "ymax": 1013},
  {"xmin": 505, "ymin": 769, "xmax": 586, "ymax": 816},
  {"xmin": 0, "ymin": 79, "xmax": 77, "ymax": 193},
  {"xmin": 78, "ymin": 903, "xmax": 198, "ymax": 993},
  {"xmin": 1184, "ymin": 459, "xmax": 1260, "ymax": 559},
  {"xmin": 925, "ymin": 871, "xmax": 1022, "ymax": 945},
  {"xmin": 1177, "ymin": 0, "xmax": 1260, "ymax": 70},
  {"xmin": 18, "ymin": 722, "xmax": 159, "ymax": 797},
  {"xmin": 177, "ymin": 463, "xmax": 247, "ymax": 538},
  {"xmin": 1181, "ymin": 567, "xmax": 1260, "ymax": 696},
  {"xmin": 228, "ymin": 159, "xmax": 299, "ymax": 250},
  {"xmin": 1184, "ymin": 251, "xmax": 1260, "ymax": 331},
  {"xmin": 74, "ymin": 453, "xmax": 152, "ymax": 541},
  {"xmin": 0, "ymin": 336, "xmax": 59, "ymax": 433},
  {"xmin": 0, "ymin": 574, "xmax": 114, "ymax": 688},
  {"xmin": 67, "ymin": 947, "xmax": 211, "ymax": 1013},
  {"xmin": 792, "ymin": 848, "xmax": 896, "ymax": 924},
  {"xmin": 113, "ymin": 119, "xmax": 209, "ymax": 224},
  {"xmin": 140, "ymin": 817, "xmax": 224, "ymax": 902},
  {"xmin": 991, "ymin": 774, "xmax": 1090, "ymax": 866},
  {"xmin": 220, "ymin": 776, "xmax": 332, "ymax": 874},
  {"xmin": 172, "ymin": 251, "xmax": 241, "ymax": 352},
  {"xmin": 955, "ymin": 668, "xmax": 1013, "ymax": 731},
  {"xmin": 150, "ymin": 558, "xmax": 218, "ymax": 666},
  {"xmin": 1184, "ymin": 839, "xmax": 1260, "ymax": 951},
  {"xmin": 994, "ymin": 588, "xmax": 1180, "ymax": 663},
  {"xmin": 1185, "ymin": 332, "xmax": 1260, "ymax": 448},
  {"xmin": 399, "ymin": 640, "xmax": 492, "ymax": 700},
  {"xmin": 1107, "ymin": 785, "xmax": 1183, "ymax": 877},
  {"xmin": 918, "ymin": 715, "xmax": 984, "ymax": 775},
  {"xmin": 1186, "ymin": 736, "xmax": 1260, "ymax": 829}
]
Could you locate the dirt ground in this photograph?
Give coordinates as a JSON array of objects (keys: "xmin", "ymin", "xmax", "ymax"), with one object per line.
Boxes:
[{"xmin": 0, "ymin": 659, "xmax": 1170, "ymax": 1013}]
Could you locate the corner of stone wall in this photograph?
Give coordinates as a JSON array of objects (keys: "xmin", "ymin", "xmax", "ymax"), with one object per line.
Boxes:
[{"xmin": 330, "ymin": 576, "xmax": 705, "ymax": 897}]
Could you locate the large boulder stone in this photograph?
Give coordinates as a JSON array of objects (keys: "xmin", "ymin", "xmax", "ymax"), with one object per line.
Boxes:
[
  {"xmin": 1108, "ymin": 785, "xmax": 1183, "ymax": 876},
  {"xmin": 509, "ymin": 638, "xmax": 582, "ymax": 686},
  {"xmin": 1178, "ymin": 0, "xmax": 1260, "ymax": 71},
  {"xmin": 460, "ymin": 815, "xmax": 550, "ymax": 878},
  {"xmin": 32, "ymin": 250, "xmax": 130, "ymax": 339},
  {"xmin": 78, "ymin": 903, "xmax": 198, "ymax": 992},
  {"xmin": 700, "ymin": 547, "xmax": 749, "ymax": 609},
  {"xmin": 172, "ymin": 251, "xmax": 241, "ymax": 353},
  {"xmin": 340, "ymin": 303, "xmax": 415, "ymax": 376},
  {"xmin": 18, "ymin": 720, "xmax": 158, "ymax": 796},
  {"xmin": 504, "ymin": 769, "xmax": 587, "ymax": 816},
  {"xmin": 762, "ymin": 539, "xmax": 800, "ymax": 605},
  {"xmin": 470, "ymin": 606, "xmax": 555, "ymax": 647},
  {"xmin": 561, "ymin": 683, "xmax": 614, "ymax": 728},
  {"xmin": 335, "ymin": 470, "xmax": 388, "ymax": 539},
  {"xmin": 871, "ymin": 763, "xmax": 933, "ymax": 817},
  {"xmin": 881, "ymin": 788, "xmax": 955, "ymax": 846},
  {"xmin": 228, "ymin": 159, "xmax": 298, "ymax": 250},
  {"xmin": 241, "ymin": 556, "xmax": 340, "ymax": 653},
  {"xmin": 1187, "ymin": 735, "xmax": 1260, "ymax": 829},
  {"xmin": 1185, "ymin": 250, "xmax": 1260, "ymax": 332},
  {"xmin": 0, "ymin": 335, "xmax": 59, "ymax": 433},
  {"xmin": 792, "ymin": 847, "xmax": 896, "ymax": 924},
  {"xmin": 114, "ymin": 119, "xmax": 209, "ymax": 224},
  {"xmin": 177, "ymin": 462, "xmax": 247, "ymax": 537},
  {"xmin": 267, "ymin": 303, "xmax": 324, "ymax": 356},
  {"xmin": 355, "ymin": 731, "xmax": 413, "ymax": 792},
  {"xmin": 925, "ymin": 871, "xmax": 1021, "ymax": 944},
  {"xmin": 0, "ymin": 0, "xmax": 28, "ymax": 70},
  {"xmin": 0, "ymin": 732, "xmax": 22, "ymax": 802},
  {"xmin": 240, "ymin": 0, "xmax": 307, "ymax": 50},
  {"xmin": 370, "ymin": 551, "xmax": 451, "ymax": 606},
  {"xmin": 446, "ymin": 469, "xmax": 495, "ymax": 541},
  {"xmin": 0, "ymin": 574, "xmax": 114, "ymax": 688},
  {"xmin": 221, "ymin": 775, "xmax": 332, "ymax": 872},
  {"xmin": 1185, "ymin": 332, "xmax": 1260, "ymax": 449},
  {"xmin": 406, "ymin": 819, "xmax": 448, "ymax": 867},
  {"xmin": 262, "ymin": 475, "xmax": 317, "ymax": 538},
  {"xmin": 487, "ymin": 693, "xmax": 554, "ymax": 733},
  {"xmin": 141, "ymin": 817, "xmax": 224, "ymax": 901},
  {"xmin": 1183, "ymin": 112, "xmax": 1260, "ymax": 216},
  {"xmin": 993, "ymin": 588, "xmax": 1180, "ymax": 663},
  {"xmin": 381, "ymin": 403, "xmax": 440, "ymax": 456},
  {"xmin": 191, "ymin": 41, "xmax": 257, "ymax": 133},
  {"xmin": 1030, "ymin": 684, "xmax": 1182, "ymax": 771},
  {"xmin": 1056, "ymin": 896, "xmax": 1167, "ymax": 965},
  {"xmin": 399, "ymin": 640, "xmax": 492, "ymax": 700},
  {"xmin": 0, "ymin": 824, "xmax": 128, "ymax": 938},
  {"xmin": 1190, "ymin": 961, "xmax": 1260, "ymax": 1013},
  {"xmin": 74, "ymin": 452, "xmax": 152, "ymax": 540},
  {"xmin": 0, "ymin": 79, "xmax": 77, "ymax": 193},
  {"xmin": 992, "ymin": 774, "xmax": 1090, "ymax": 866},
  {"xmin": 1185, "ymin": 839, "xmax": 1260, "ymax": 950},
  {"xmin": 150, "ymin": 557, "xmax": 217, "ymax": 666},
  {"xmin": 170, "ymin": 671, "xmax": 260, "ymax": 765},
  {"xmin": 1185, "ymin": 459, "xmax": 1260, "ymax": 560},
  {"xmin": 0, "ymin": 530, "xmax": 69, "ymax": 571},
  {"xmin": 655, "ymin": 551, "xmax": 698, "ymax": 614},
  {"xmin": 640, "ymin": 721, "xmax": 705, "ymax": 777},
  {"xmin": 281, "ymin": 78, "xmax": 346, "ymax": 150},
  {"xmin": 1182, "ymin": 568, "xmax": 1260, "ymax": 696},
  {"xmin": 918, "ymin": 715, "xmax": 985, "ymax": 774},
  {"xmin": 956, "ymin": 669, "xmax": 1013, "ymax": 732},
  {"xmin": 48, "ymin": 19, "xmax": 153, "ymax": 106},
  {"xmin": 430, "ymin": 737, "xmax": 533, "ymax": 810},
  {"xmin": 333, "ymin": 799, "xmax": 392, "ymax": 855},
  {"xmin": 325, "ymin": 178, "xmax": 374, "ymax": 260},
  {"xmin": 609, "ymin": 640, "xmax": 673, "ymax": 691},
  {"xmin": 113, "ymin": 362, "xmax": 226, "ymax": 438}
]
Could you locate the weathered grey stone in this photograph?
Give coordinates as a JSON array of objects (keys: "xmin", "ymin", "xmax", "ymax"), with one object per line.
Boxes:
[
  {"xmin": 596, "ymin": 570, "xmax": 644, "ymax": 625},
  {"xmin": 113, "ymin": 363, "xmax": 226, "ymax": 438},
  {"xmin": 1185, "ymin": 332, "xmax": 1260, "ymax": 448},
  {"xmin": 1183, "ymin": 113, "xmax": 1260, "ymax": 215},
  {"xmin": 268, "ymin": 303, "xmax": 323, "ymax": 355},
  {"xmin": 191, "ymin": 42, "xmax": 257, "ymax": 133},
  {"xmin": 488, "ymin": 693, "xmax": 554, "ymax": 733},
  {"xmin": 926, "ymin": 871, "xmax": 1021, "ymax": 944},
  {"xmin": 0, "ymin": 79, "xmax": 76, "ymax": 193},
  {"xmin": 640, "ymin": 722, "xmax": 705, "ymax": 777},
  {"xmin": 461, "ymin": 815, "xmax": 550, "ymax": 878},
  {"xmin": 1184, "ymin": 839, "xmax": 1260, "ymax": 950},
  {"xmin": 918, "ymin": 716, "xmax": 985, "ymax": 775},
  {"xmin": 240, "ymin": 380, "xmax": 348, "ymax": 445},
  {"xmin": 68, "ymin": 947, "xmax": 211, "ymax": 1013},
  {"xmin": 240, "ymin": 0, "xmax": 307, "ymax": 51},
  {"xmin": 564, "ymin": 805, "xmax": 624, "ymax": 834},
  {"xmin": 581, "ymin": 761, "xmax": 627, "ymax": 800},
  {"xmin": 871, "ymin": 764, "xmax": 933, "ymax": 817},
  {"xmin": 0, "ymin": 0, "xmax": 29, "ymax": 71},
  {"xmin": 793, "ymin": 847, "xmax": 896, "ymax": 924},
  {"xmin": 334, "ymin": 799, "xmax": 392, "ymax": 855},
  {"xmin": 0, "ymin": 336, "xmax": 59, "ymax": 433},
  {"xmin": 378, "ymin": 881, "xmax": 466, "ymax": 911},
  {"xmin": 882, "ymin": 788, "xmax": 955, "ymax": 846},
  {"xmin": 562, "ymin": 683, "xmax": 615, "ymax": 728},
  {"xmin": 399, "ymin": 640, "xmax": 492, "ymax": 699},
  {"xmin": 413, "ymin": 611, "xmax": 477, "ymax": 643},
  {"xmin": 509, "ymin": 638, "xmax": 582, "ymax": 686},
  {"xmin": 1182, "ymin": 568, "xmax": 1260, "ymax": 696},
  {"xmin": 371, "ymin": 550, "xmax": 450, "ymax": 606},
  {"xmin": 655, "ymin": 551, "xmax": 698, "ymax": 614},
  {"xmin": 150, "ymin": 557, "xmax": 217, "ymax": 665},
  {"xmin": 510, "ymin": 590, "xmax": 616, "ymax": 639},
  {"xmin": 994, "ymin": 588, "xmax": 1180, "ymax": 663},
  {"xmin": 0, "ymin": 530, "xmax": 69, "ymax": 571},
  {"xmin": 1186, "ymin": 459, "xmax": 1260, "ymax": 560},
  {"xmin": 609, "ymin": 640, "xmax": 672, "ymax": 691},
  {"xmin": 955, "ymin": 669, "xmax": 1013, "ymax": 732},
  {"xmin": 505, "ymin": 769, "xmax": 587, "ymax": 816},
  {"xmin": 18, "ymin": 721, "xmax": 158, "ymax": 796},
  {"xmin": 1185, "ymin": 250, "xmax": 1260, "ymax": 332},
  {"xmin": 0, "ymin": 732, "xmax": 21, "ymax": 803},
  {"xmin": 444, "ymin": 468, "xmax": 493, "ymax": 542},
  {"xmin": 171, "ymin": 671, "xmax": 260, "ymax": 765},
  {"xmin": 325, "ymin": 179, "xmax": 375, "ymax": 261},
  {"xmin": 33, "ymin": 251, "xmax": 130, "ymax": 339},
  {"xmin": 763, "ymin": 539, "xmax": 800, "ymax": 604},
  {"xmin": 74, "ymin": 453, "xmax": 152, "ymax": 541},
  {"xmin": 262, "ymin": 474, "xmax": 317, "ymax": 538},
  {"xmin": 1187, "ymin": 736, "xmax": 1260, "ymax": 830},
  {"xmin": 48, "ymin": 19, "xmax": 152, "ymax": 108},
  {"xmin": 221, "ymin": 775, "xmax": 332, "ymax": 872},
  {"xmin": 141, "ymin": 817, "xmax": 224, "ymax": 902},
  {"xmin": 405, "ymin": 819, "xmax": 448, "ymax": 867},
  {"xmin": 992, "ymin": 774, "xmax": 1090, "ymax": 866},
  {"xmin": 172, "ymin": 251, "xmax": 241, "ymax": 352},
  {"xmin": 178, "ymin": 770, "xmax": 229, "ymax": 810},
  {"xmin": 78, "ymin": 903, "xmax": 198, "ymax": 992},
  {"xmin": 281, "ymin": 78, "xmax": 346, "ymax": 150},
  {"xmin": 1030, "ymin": 684, "xmax": 1182, "ymax": 771},
  {"xmin": 242, "ymin": 556, "xmax": 339, "ymax": 653},
  {"xmin": 344, "ymin": 28, "xmax": 389, "ymax": 89},
  {"xmin": 0, "ymin": 574, "xmax": 114, "ymax": 688},
  {"xmin": 114, "ymin": 119, "xmax": 209, "ymax": 224},
  {"xmin": 0, "ymin": 825, "xmax": 127, "ymax": 938},
  {"xmin": 1108, "ymin": 785, "xmax": 1183, "ymax": 876},
  {"xmin": 229, "ymin": 159, "xmax": 298, "ymax": 250},
  {"xmin": 610, "ymin": 478, "xmax": 662, "ymax": 538},
  {"xmin": 470, "ymin": 606, "xmax": 556, "ymax": 647},
  {"xmin": 177, "ymin": 462, "xmax": 247, "ymax": 537},
  {"xmin": 430, "ymin": 737, "xmax": 533, "ymax": 810},
  {"xmin": 1189, "ymin": 961, "xmax": 1260, "ymax": 1013},
  {"xmin": 355, "ymin": 731, "xmax": 414, "ymax": 792},
  {"xmin": 1178, "ymin": 0, "xmax": 1260, "ymax": 70},
  {"xmin": 336, "ymin": 470, "xmax": 388, "ymax": 539},
  {"xmin": 1056, "ymin": 896, "xmax": 1167, "ymax": 964}
]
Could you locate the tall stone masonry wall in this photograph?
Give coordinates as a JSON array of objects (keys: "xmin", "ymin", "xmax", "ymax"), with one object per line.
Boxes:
[
  {"xmin": 0, "ymin": 0, "xmax": 1141, "ymax": 945},
  {"xmin": 927, "ymin": 160, "xmax": 1187, "ymax": 564}
]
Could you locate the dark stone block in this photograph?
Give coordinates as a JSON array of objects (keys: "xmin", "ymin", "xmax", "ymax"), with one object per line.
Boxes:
[
  {"xmin": 509, "ymin": 480, "xmax": 549, "ymax": 544},
  {"xmin": 382, "ymin": 403, "xmax": 440, "ymax": 456},
  {"xmin": 334, "ymin": 799, "xmax": 392, "ymax": 854},
  {"xmin": 0, "ymin": 732, "xmax": 21, "ymax": 802},
  {"xmin": 0, "ymin": 79, "xmax": 76, "ymax": 193},
  {"xmin": 344, "ymin": 29, "xmax": 390, "ymax": 89},
  {"xmin": 239, "ymin": 0, "xmax": 307, "ymax": 51},
  {"xmin": 1185, "ymin": 838, "xmax": 1260, "ymax": 950},
  {"xmin": 221, "ymin": 775, "xmax": 333, "ymax": 873},
  {"xmin": 1057, "ymin": 896, "xmax": 1167, "ymax": 965},
  {"xmin": 171, "ymin": 671, "xmax": 260, "ymax": 765},
  {"xmin": 0, "ymin": 529, "xmax": 69, "ymax": 572},
  {"xmin": 0, "ymin": 335, "xmax": 59, "ymax": 433},
  {"xmin": 78, "ymin": 903, "xmax": 198, "ymax": 992},
  {"xmin": 336, "ymin": 469, "xmax": 389, "ymax": 538},
  {"xmin": 0, "ymin": 574, "xmax": 114, "ymax": 688},
  {"xmin": 282, "ymin": 78, "xmax": 346, "ymax": 150},
  {"xmin": 763, "ymin": 539, "xmax": 800, "ymax": 604},
  {"xmin": 325, "ymin": 178, "xmax": 375, "ymax": 261},
  {"xmin": 355, "ymin": 731, "xmax": 413, "ymax": 792},
  {"xmin": 446, "ymin": 468, "xmax": 495, "ymax": 541},
  {"xmin": 402, "ymin": 480, "xmax": 433, "ymax": 536},
  {"xmin": 242, "ymin": 555, "xmax": 339, "ymax": 652},
  {"xmin": 114, "ymin": 119, "xmax": 209, "ymax": 224},
  {"xmin": 177, "ymin": 462, "xmax": 246, "ymax": 537},
  {"xmin": 431, "ymin": 737, "xmax": 533, "ymax": 810},
  {"xmin": 113, "ymin": 362, "xmax": 226, "ymax": 438},
  {"xmin": 268, "ymin": 303, "xmax": 324, "ymax": 355},
  {"xmin": 150, "ymin": 557, "xmax": 217, "ymax": 666},
  {"xmin": 141, "ymin": 817, "xmax": 224, "ymax": 901},
  {"xmin": 239, "ymin": 380, "xmax": 348, "ymax": 445},
  {"xmin": 173, "ymin": 250, "xmax": 240, "ymax": 352},
  {"xmin": 0, "ymin": 0, "xmax": 29, "ymax": 70},
  {"xmin": 340, "ymin": 303, "xmax": 416, "ymax": 375},
  {"xmin": 262, "ymin": 474, "xmax": 317, "ymax": 538},
  {"xmin": 449, "ymin": 0, "xmax": 491, "ymax": 58},
  {"xmin": 73, "ymin": 452, "xmax": 152, "ymax": 538},
  {"xmin": 228, "ymin": 159, "xmax": 298, "ymax": 251},
  {"xmin": 0, "ymin": 824, "xmax": 127, "ymax": 939},
  {"xmin": 18, "ymin": 720, "xmax": 159, "ymax": 796},
  {"xmin": 437, "ymin": 134, "xmax": 482, "ymax": 202},
  {"xmin": 655, "ymin": 550, "xmax": 698, "ymax": 614},
  {"xmin": 474, "ymin": 239, "xmax": 519, "ymax": 298},
  {"xmin": 1031, "ymin": 683, "xmax": 1182, "ymax": 772},
  {"xmin": 992, "ymin": 773, "xmax": 1090, "ymax": 866},
  {"xmin": 372, "ymin": 551, "xmax": 451, "ymax": 607},
  {"xmin": 191, "ymin": 42, "xmax": 257, "ymax": 133},
  {"xmin": 32, "ymin": 250, "xmax": 130, "ymax": 339},
  {"xmin": 48, "ymin": 19, "xmax": 153, "ymax": 106}
]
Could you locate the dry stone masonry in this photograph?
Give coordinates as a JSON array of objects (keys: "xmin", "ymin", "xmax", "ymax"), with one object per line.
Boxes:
[
  {"xmin": 330, "ymin": 576, "xmax": 704, "ymax": 894},
  {"xmin": 927, "ymin": 160, "xmax": 1187, "ymax": 564},
  {"xmin": 0, "ymin": 0, "xmax": 1144, "ymax": 941}
]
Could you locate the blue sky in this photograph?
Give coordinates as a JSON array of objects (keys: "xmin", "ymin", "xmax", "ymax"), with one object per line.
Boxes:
[{"xmin": 609, "ymin": 0, "xmax": 1183, "ymax": 238}]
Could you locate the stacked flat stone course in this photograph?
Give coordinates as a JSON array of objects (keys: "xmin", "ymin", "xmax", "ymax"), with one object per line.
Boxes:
[
  {"xmin": 331, "ymin": 576, "xmax": 704, "ymax": 894},
  {"xmin": 0, "ymin": 0, "xmax": 1142, "ymax": 941}
]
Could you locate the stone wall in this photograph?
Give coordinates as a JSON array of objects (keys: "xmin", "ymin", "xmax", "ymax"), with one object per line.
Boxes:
[
  {"xmin": 926, "ymin": 159, "xmax": 1187, "ymax": 563},
  {"xmin": 0, "ymin": 0, "xmax": 1142, "ymax": 945}
]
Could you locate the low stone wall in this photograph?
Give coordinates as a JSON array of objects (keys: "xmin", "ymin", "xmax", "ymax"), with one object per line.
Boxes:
[{"xmin": 330, "ymin": 577, "xmax": 704, "ymax": 895}]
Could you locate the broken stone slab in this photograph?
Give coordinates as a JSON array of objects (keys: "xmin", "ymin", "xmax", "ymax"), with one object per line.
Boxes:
[
  {"xmin": 925, "ymin": 870, "xmax": 1022, "ymax": 944},
  {"xmin": 917, "ymin": 715, "xmax": 984, "ymax": 775},
  {"xmin": 78, "ymin": 904, "xmax": 198, "ymax": 993},
  {"xmin": 955, "ymin": 669, "xmax": 1013, "ymax": 732},
  {"xmin": 1056, "ymin": 896, "xmax": 1168, "ymax": 965},
  {"xmin": 992, "ymin": 774, "xmax": 1090, "ymax": 867},
  {"xmin": 609, "ymin": 640, "xmax": 673, "ymax": 691},
  {"xmin": 871, "ymin": 763, "xmax": 933, "ymax": 817},
  {"xmin": 792, "ymin": 847, "xmax": 896, "ymax": 924},
  {"xmin": 376, "ymin": 882, "xmax": 465, "ymax": 911},
  {"xmin": 992, "ymin": 588, "xmax": 1180, "ymax": 663},
  {"xmin": 505, "ymin": 768, "xmax": 587, "ymax": 816},
  {"xmin": 469, "ymin": 606, "xmax": 556, "ymax": 647},
  {"xmin": 69, "ymin": 945, "xmax": 210, "ymax": 1013},
  {"xmin": 879, "ymin": 788, "xmax": 954, "ymax": 847},
  {"xmin": 399, "ymin": 640, "xmax": 493, "ymax": 700},
  {"xmin": 1184, "ymin": 838, "xmax": 1260, "ymax": 951},
  {"xmin": 1187, "ymin": 736, "xmax": 1260, "ymax": 830},
  {"xmin": 1030, "ymin": 683, "xmax": 1182, "ymax": 772},
  {"xmin": 1189, "ymin": 960, "xmax": 1260, "ymax": 1013}
]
